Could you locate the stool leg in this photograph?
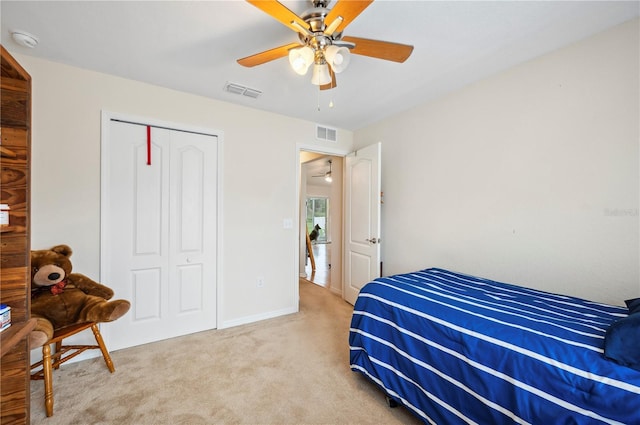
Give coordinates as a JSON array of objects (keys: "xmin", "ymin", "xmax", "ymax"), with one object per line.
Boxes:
[
  {"xmin": 91, "ymin": 324, "xmax": 115, "ymax": 373},
  {"xmin": 42, "ymin": 344, "xmax": 54, "ymax": 417},
  {"xmin": 54, "ymin": 340, "xmax": 62, "ymax": 370}
]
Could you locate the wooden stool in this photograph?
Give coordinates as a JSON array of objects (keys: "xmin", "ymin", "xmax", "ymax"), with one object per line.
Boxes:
[{"xmin": 30, "ymin": 322, "xmax": 115, "ymax": 417}]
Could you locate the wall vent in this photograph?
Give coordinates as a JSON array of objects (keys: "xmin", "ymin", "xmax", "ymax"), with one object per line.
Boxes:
[
  {"xmin": 316, "ymin": 124, "xmax": 337, "ymax": 142},
  {"xmin": 224, "ymin": 82, "xmax": 262, "ymax": 99}
]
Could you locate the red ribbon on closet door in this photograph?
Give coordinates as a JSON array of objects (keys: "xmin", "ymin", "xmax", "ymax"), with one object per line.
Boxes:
[{"xmin": 146, "ymin": 125, "xmax": 152, "ymax": 165}]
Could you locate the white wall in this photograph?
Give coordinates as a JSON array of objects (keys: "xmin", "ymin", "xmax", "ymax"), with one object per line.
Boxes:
[
  {"xmin": 11, "ymin": 52, "xmax": 354, "ymax": 328},
  {"xmin": 354, "ymin": 19, "xmax": 639, "ymax": 305}
]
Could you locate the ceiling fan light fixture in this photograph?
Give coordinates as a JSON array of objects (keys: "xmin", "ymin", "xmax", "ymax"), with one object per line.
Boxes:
[
  {"xmin": 311, "ymin": 63, "xmax": 332, "ymax": 86},
  {"xmin": 240, "ymin": 0, "xmax": 414, "ymax": 92},
  {"xmin": 325, "ymin": 45, "xmax": 350, "ymax": 73},
  {"xmin": 288, "ymin": 46, "xmax": 314, "ymax": 75}
]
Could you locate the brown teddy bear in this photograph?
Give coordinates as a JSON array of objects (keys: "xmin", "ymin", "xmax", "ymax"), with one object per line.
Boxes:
[{"xmin": 29, "ymin": 244, "xmax": 130, "ymax": 348}]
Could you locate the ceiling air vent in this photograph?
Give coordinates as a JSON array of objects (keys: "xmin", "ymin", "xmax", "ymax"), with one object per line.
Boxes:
[
  {"xmin": 316, "ymin": 124, "xmax": 337, "ymax": 143},
  {"xmin": 242, "ymin": 88, "xmax": 262, "ymax": 99},
  {"xmin": 224, "ymin": 82, "xmax": 262, "ymax": 99}
]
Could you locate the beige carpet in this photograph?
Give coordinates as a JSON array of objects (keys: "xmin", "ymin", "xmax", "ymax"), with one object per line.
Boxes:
[{"xmin": 30, "ymin": 279, "xmax": 422, "ymax": 424}]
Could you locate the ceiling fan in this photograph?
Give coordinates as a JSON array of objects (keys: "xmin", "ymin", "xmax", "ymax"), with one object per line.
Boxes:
[
  {"xmin": 237, "ymin": 0, "xmax": 414, "ymax": 90},
  {"xmin": 312, "ymin": 159, "xmax": 333, "ymax": 182}
]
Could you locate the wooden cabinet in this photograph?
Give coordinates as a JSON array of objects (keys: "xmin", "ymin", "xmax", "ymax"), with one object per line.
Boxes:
[{"xmin": 1, "ymin": 44, "xmax": 32, "ymax": 425}]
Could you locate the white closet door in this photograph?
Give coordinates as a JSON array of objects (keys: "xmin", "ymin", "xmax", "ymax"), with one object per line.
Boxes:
[
  {"xmin": 102, "ymin": 119, "xmax": 217, "ymax": 351},
  {"xmin": 168, "ymin": 131, "xmax": 217, "ymax": 328}
]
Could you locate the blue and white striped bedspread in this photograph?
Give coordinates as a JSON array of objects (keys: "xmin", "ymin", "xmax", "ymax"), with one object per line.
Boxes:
[{"xmin": 349, "ymin": 268, "xmax": 640, "ymax": 424}]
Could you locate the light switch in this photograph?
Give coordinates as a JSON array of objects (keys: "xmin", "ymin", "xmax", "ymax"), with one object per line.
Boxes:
[{"xmin": 283, "ymin": 218, "xmax": 293, "ymax": 229}]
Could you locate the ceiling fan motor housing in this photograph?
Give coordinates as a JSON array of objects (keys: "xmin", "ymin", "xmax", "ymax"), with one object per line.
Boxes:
[
  {"xmin": 302, "ymin": 7, "xmax": 329, "ymax": 32},
  {"xmin": 298, "ymin": 3, "xmax": 348, "ymax": 67},
  {"xmin": 311, "ymin": 0, "xmax": 331, "ymax": 10}
]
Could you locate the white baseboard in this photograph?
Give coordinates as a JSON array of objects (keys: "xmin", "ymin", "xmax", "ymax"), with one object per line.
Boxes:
[{"xmin": 219, "ymin": 305, "xmax": 298, "ymax": 329}]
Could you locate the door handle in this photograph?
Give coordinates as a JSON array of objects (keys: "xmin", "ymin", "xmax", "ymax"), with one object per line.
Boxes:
[{"xmin": 366, "ymin": 238, "xmax": 379, "ymax": 244}]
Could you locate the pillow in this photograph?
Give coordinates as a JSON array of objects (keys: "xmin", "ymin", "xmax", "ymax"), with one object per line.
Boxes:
[
  {"xmin": 604, "ymin": 305, "xmax": 640, "ymax": 371},
  {"xmin": 625, "ymin": 298, "xmax": 640, "ymax": 314}
]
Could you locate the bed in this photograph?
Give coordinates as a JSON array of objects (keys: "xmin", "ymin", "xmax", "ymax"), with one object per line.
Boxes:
[{"xmin": 349, "ymin": 268, "xmax": 640, "ymax": 424}]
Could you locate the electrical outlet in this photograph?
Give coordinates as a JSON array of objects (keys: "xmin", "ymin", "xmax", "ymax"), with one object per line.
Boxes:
[{"xmin": 257, "ymin": 277, "xmax": 265, "ymax": 288}]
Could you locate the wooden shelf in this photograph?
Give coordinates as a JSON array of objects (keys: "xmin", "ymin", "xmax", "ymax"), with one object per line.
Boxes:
[
  {"xmin": 0, "ymin": 145, "xmax": 17, "ymax": 158},
  {"xmin": 1, "ymin": 44, "xmax": 32, "ymax": 425},
  {"xmin": 0, "ymin": 319, "xmax": 36, "ymax": 358},
  {"xmin": 0, "ymin": 225, "xmax": 16, "ymax": 233}
]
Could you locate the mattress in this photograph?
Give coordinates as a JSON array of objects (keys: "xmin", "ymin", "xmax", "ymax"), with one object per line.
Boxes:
[{"xmin": 349, "ymin": 268, "xmax": 640, "ymax": 424}]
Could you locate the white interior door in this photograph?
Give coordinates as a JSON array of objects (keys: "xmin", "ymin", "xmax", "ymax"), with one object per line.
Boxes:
[
  {"xmin": 102, "ymin": 118, "xmax": 217, "ymax": 351},
  {"xmin": 343, "ymin": 142, "xmax": 381, "ymax": 305}
]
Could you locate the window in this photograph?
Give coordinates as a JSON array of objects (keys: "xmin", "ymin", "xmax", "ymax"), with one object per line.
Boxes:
[{"xmin": 306, "ymin": 197, "xmax": 329, "ymax": 243}]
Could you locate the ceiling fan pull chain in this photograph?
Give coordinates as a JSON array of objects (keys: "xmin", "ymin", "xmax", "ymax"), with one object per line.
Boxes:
[{"xmin": 329, "ymin": 74, "xmax": 335, "ymax": 108}]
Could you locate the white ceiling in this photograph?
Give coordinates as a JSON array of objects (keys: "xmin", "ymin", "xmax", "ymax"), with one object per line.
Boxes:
[{"xmin": 1, "ymin": 1, "xmax": 638, "ymax": 131}]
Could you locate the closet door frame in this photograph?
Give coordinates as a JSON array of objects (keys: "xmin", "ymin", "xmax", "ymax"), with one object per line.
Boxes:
[{"xmin": 99, "ymin": 110, "xmax": 224, "ymax": 348}]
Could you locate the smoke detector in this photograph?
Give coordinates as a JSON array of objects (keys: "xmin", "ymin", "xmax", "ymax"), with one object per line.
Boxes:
[{"xmin": 11, "ymin": 30, "xmax": 39, "ymax": 48}]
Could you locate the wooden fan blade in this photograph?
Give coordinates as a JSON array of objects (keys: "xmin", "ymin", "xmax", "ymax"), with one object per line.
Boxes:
[
  {"xmin": 237, "ymin": 42, "xmax": 301, "ymax": 67},
  {"xmin": 246, "ymin": 0, "xmax": 310, "ymax": 34},
  {"xmin": 342, "ymin": 36, "xmax": 414, "ymax": 63},
  {"xmin": 324, "ymin": 0, "xmax": 373, "ymax": 36},
  {"xmin": 320, "ymin": 66, "xmax": 337, "ymax": 91}
]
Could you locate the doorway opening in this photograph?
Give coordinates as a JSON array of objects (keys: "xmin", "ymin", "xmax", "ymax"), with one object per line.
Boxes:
[
  {"xmin": 305, "ymin": 195, "xmax": 330, "ymax": 285},
  {"xmin": 299, "ymin": 151, "xmax": 343, "ymax": 294},
  {"xmin": 297, "ymin": 142, "xmax": 381, "ymax": 306},
  {"xmin": 307, "ymin": 196, "xmax": 329, "ymax": 243}
]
